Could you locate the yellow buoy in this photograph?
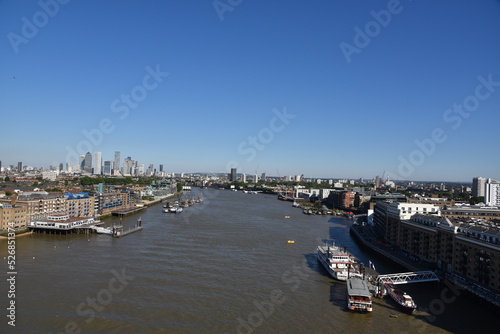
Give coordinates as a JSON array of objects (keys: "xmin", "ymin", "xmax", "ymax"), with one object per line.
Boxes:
[
  {"xmin": 287, "ymin": 240, "xmax": 295, "ymax": 244},
  {"xmin": 284, "ymin": 216, "xmax": 290, "ymax": 219}
]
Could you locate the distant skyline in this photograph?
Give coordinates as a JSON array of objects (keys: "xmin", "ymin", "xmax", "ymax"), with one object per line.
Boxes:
[{"xmin": 1, "ymin": 1, "xmax": 500, "ymax": 182}]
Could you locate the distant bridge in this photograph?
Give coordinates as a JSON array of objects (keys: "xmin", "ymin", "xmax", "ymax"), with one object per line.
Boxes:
[{"xmin": 376, "ymin": 271, "xmax": 440, "ymax": 285}]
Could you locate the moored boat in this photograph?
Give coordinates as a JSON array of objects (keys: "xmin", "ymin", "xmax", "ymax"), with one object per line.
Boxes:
[
  {"xmin": 384, "ymin": 283, "xmax": 417, "ymax": 314},
  {"xmin": 346, "ymin": 277, "xmax": 373, "ymax": 312},
  {"xmin": 317, "ymin": 242, "xmax": 359, "ymax": 281}
]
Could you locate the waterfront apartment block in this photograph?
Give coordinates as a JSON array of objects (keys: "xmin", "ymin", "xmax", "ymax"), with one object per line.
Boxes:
[
  {"xmin": 441, "ymin": 206, "xmax": 500, "ymax": 221},
  {"xmin": 0, "ymin": 194, "xmax": 66, "ymax": 226},
  {"xmin": 373, "ymin": 201, "xmax": 441, "ymax": 245},
  {"xmin": 95, "ymin": 190, "xmax": 132, "ymax": 216},
  {"xmin": 0, "ymin": 203, "xmax": 28, "ymax": 230},
  {"xmin": 64, "ymin": 192, "xmax": 95, "ymax": 218},
  {"xmin": 401, "ymin": 214, "xmax": 500, "ymax": 294}
]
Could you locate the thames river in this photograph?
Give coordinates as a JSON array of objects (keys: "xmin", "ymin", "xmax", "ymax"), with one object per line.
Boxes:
[{"xmin": 1, "ymin": 188, "xmax": 498, "ymax": 333}]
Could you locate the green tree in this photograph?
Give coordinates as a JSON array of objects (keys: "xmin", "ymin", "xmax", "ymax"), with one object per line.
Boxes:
[{"xmin": 176, "ymin": 183, "xmax": 183, "ymax": 193}]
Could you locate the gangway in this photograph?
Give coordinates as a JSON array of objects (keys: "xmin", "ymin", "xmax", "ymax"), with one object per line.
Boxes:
[{"xmin": 376, "ymin": 271, "xmax": 439, "ymax": 285}]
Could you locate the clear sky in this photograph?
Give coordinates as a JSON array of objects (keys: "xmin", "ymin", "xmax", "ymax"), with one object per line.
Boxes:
[{"xmin": 1, "ymin": 0, "xmax": 499, "ymax": 182}]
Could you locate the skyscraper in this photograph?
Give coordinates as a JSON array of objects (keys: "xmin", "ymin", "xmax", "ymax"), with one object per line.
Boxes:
[
  {"xmin": 472, "ymin": 177, "xmax": 486, "ymax": 197},
  {"xmin": 114, "ymin": 151, "xmax": 121, "ymax": 175},
  {"xmin": 84, "ymin": 152, "xmax": 92, "ymax": 173},
  {"xmin": 230, "ymin": 168, "xmax": 237, "ymax": 182},
  {"xmin": 103, "ymin": 161, "xmax": 113, "ymax": 175},
  {"xmin": 94, "ymin": 152, "xmax": 102, "ymax": 175},
  {"xmin": 159, "ymin": 164, "xmax": 164, "ymax": 172},
  {"xmin": 17, "ymin": 162, "xmax": 22, "ymax": 172}
]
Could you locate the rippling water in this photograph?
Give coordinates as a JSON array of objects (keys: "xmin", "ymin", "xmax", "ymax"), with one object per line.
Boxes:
[{"xmin": 1, "ymin": 188, "xmax": 498, "ymax": 333}]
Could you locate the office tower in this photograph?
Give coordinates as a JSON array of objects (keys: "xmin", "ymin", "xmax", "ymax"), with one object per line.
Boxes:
[
  {"xmin": 94, "ymin": 152, "xmax": 102, "ymax": 175},
  {"xmin": 0, "ymin": 160, "xmax": 2, "ymax": 171},
  {"xmin": 242, "ymin": 173, "xmax": 247, "ymax": 183},
  {"xmin": 79, "ymin": 155, "xmax": 85, "ymax": 170},
  {"xmin": 159, "ymin": 164, "xmax": 164, "ymax": 172},
  {"xmin": 146, "ymin": 164, "xmax": 154, "ymax": 176},
  {"xmin": 230, "ymin": 168, "xmax": 237, "ymax": 182},
  {"xmin": 83, "ymin": 152, "xmax": 92, "ymax": 173},
  {"xmin": 103, "ymin": 161, "xmax": 112, "ymax": 175},
  {"xmin": 59, "ymin": 163, "xmax": 64, "ymax": 172},
  {"xmin": 261, "ymin": 173, "xmax": 266, "ymax": 182},
  {"xmin": 472, "ymin": 177, "xmax": 486, "ymax": 197},
  {"xmin": 17, "ymin": 162, "xmax": 23, "ymax": 172},
  {"xmin": 114, "ymin": 151, "xmax": 121, "ymax": 175},
  {"xmin": 253, "ymin": 174, "xmax": 258, "ymax": 183},
  {"xmin": 375, "ymin": 175, "xmax": 381, "ymax": 188}
]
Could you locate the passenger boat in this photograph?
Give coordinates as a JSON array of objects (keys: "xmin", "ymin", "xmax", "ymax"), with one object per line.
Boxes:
[
  {"xmin": 346, "ymin": 277, "xmax": 373, "ymax": 312},
  {"xmin": 93, "ymin": 226, "xmax": 113, "ymax": 235},
  {"xmin": 317, "ymin": 242, "xmax": 359, "ymax": 281},
  {"xmin": 384, "ymin": 283, "xmax": 417, "ymax": 314}
]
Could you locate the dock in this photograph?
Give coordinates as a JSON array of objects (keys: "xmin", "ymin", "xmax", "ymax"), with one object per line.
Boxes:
[
  {"xmin": 111, "ymin": 206, "xmax": 146, "ymax": 217},
  {"xmin": 112, "ymin": 217, "xmax": 143, "ymax": 238}
]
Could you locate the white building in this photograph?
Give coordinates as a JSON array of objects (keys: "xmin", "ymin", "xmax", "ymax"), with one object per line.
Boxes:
[
  {"xmin": 485, "ymin": 179, "xmax": 500, "ymax": 207},
  {"xmin": 93, "ymin": 152, "xmax": 102, "ymax": 175},
  {"xmin": 41, "ymin": 170, "xmax": 58, "ymax": 181},
  {"xmin": 387, "ymin": 202, "xmax": 441, "ymax": 220}
]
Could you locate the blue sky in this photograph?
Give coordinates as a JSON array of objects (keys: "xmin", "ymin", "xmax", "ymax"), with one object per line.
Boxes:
[{"xmin": 1, "ymin": 0, "xmax": 499, "ymax": 182}]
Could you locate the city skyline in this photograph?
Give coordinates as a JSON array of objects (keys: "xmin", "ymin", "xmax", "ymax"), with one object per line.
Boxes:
[{"xmin": 1, "ymin": 1, "xmax": 500, "ymax": 182}]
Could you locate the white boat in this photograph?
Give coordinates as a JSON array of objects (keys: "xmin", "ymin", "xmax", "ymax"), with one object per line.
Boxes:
[
  {"xmin": 169, "ymin": 206, "xmax": 183, "ymax": 213},
  {"xmin": 93, "ymin": 226, "xmax": 113, "ymax": 235},
  {"xmin": 317, "ymin": 242, "xmax": 359, "ymax": 281},
  {"xmin": 347, "ymin": 277, "xmax": 373, "ymax": 312}
]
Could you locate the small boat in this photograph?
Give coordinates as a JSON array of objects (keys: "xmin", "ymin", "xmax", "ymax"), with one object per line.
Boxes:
[
  {"xmin": 347, "ymin": 277, "xmax": 373, "ymax": 312},
  {"xmin": 384, "ymin": 283, "xmax": 417, "ymax": 314},
  {"xmin": 93, "ymin": 226, "xmax": 113, "ymax": 235},
  {"xmin": 284, "ymin": 216, "xmax": 290, "ymax": 219},
  {"xmin": 287, "ymin": 240, "xmax": 295, "ymax": 244}
]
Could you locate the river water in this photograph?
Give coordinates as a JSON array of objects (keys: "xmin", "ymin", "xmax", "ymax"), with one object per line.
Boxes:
[{"xmin": 1, "ymin": 188, "xmax": 498, "ymax": 333}]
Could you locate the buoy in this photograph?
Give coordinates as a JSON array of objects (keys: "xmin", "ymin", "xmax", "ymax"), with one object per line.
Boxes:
[
  {"xmin": 285, "ymin": 216, "xmax": 290, "ymax": 219},
  {"xmin": 287, "ymin": 240, "xmax": 295, "ymax": 244}
]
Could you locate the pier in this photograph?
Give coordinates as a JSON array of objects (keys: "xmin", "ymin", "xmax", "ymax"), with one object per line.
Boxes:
[
  {"xmin": 376, "ymin": 271, "xmax": 439, "ymax": 285},
  {"xmin": 111, "ymin": 206, "xmax": 146, "ymax": 217},
  {"xmin": 112, "ymin": 217, "xmax": 143, "ymax": 238}
]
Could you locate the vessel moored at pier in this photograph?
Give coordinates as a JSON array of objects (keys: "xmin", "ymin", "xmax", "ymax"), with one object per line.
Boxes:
[
  {"xmin": 317, "ymin": 242, "xmax": 359, "ymax": 281},
  {"xmin": 346, "ymin": 277, "xmax": 373, "ymax": 312}
]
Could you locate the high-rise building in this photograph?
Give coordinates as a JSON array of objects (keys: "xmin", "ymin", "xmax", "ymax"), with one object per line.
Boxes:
[
  {"xmin": 103, "ymin": 161, "xmax": 113, "ymax": 175},
  {"xmin": 230, "ymin": 168, "xmax": 237, "ymax": 182},
  {"xmin": 472, "ymin": 177, "xmax": 486, "ymax": 197},
  {"xmin": 114, "ymin": 151, "xmax": 121, "ymax": 175},
  {"xmin": 242, "ymin": 173, "xmax": 247, "ymax": 183},
  {"xmin": 17, "ymin": 161, "xmax": 23, "ymax": 172},
  {"xmin": 94, "ymin": 152, "xmax": 102, "ymax": 175},
  {"xmin": 253, "ymin": 174, "xmax": 258, "ymax": 183},
  {"xmin": 261, "ymin": 173, "xmax": 266, "ymax": 182},
  {"xmin": 159, "ymin": 164, "xmax": 164, "ymax": 172},
  {"xmin": 0, "ymin": 160, "xmax": 2, "ymax": 171},
  {"xmin": 485, "ymin": 179, "xmax": 500, "ymax": 207},
  {"xmin": 83, "ymin": 152, "xmax": 92, "ymax": 173}
]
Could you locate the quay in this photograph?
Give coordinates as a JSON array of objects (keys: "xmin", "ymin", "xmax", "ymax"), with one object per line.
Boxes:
[
  {"xmin": 350, "ymin": 220, "xmax": 500, "ymax": 307},
  {"xmin": 112, "ymin": 206, "xmax": 146, "ymax": 217}
]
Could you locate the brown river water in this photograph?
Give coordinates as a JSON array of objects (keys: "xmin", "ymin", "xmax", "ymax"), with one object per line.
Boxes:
[{"xmin": 1, "ymin": 188, "xmax": 498, "ymax": 333}]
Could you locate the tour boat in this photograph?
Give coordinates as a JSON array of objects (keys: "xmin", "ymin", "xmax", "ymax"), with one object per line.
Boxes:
[{"xmin": 317, "ymin": 242, "xmax": 359, "ymax": 281}]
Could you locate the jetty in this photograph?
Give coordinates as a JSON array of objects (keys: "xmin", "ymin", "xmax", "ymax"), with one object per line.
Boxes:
[{"xmin": 112, "ymin": 217, "xmax": 143, "ymax": 238}]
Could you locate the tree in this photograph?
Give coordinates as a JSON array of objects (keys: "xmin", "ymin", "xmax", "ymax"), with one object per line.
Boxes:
[{"xmin": 176, "ymin": 183, "xmax": 183, "ymax": 193}]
